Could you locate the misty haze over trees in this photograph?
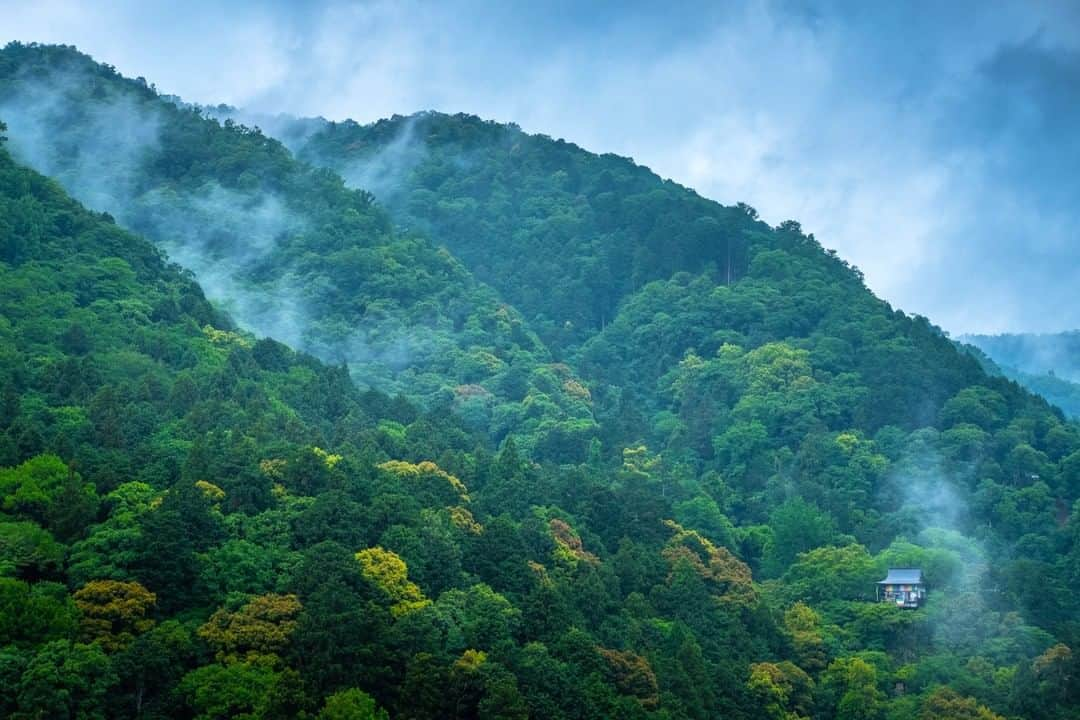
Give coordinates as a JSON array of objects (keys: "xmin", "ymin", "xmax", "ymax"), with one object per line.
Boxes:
[{"xmin": 0, "ymin": 38, "xmax": 1077, "ymax": 720}]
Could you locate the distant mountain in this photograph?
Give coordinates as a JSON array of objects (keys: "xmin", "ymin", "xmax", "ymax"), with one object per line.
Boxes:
[
  {"xmin": 283, "ymin": 112, "xmax": 1004, "ymax": 436},
  {"xmin": 962, "ymin": 331, "xmax": 1080, "ymax": 382},
  {"xmin": 292, "ymin": 111, "xmax": 765, "ymax": 351},
  {"xmin": 962, "ymin": 331, "xmax": 1080, "ymax": 417}
]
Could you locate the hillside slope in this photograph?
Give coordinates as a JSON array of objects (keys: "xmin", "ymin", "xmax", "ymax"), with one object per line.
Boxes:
[
  {"xmin": 290, "ymin": 113, "xmax": 1001, "ymax": 428},
  {"xmin": 289, "ymin": 110, "xmax": 1080, "ymax": 714},
  {"xmin": 294, "ymin": 112, "xmax": 764, "ymax": 352},
  {"xmin": 0, "ymin": 134, "xmax": 777, "ymax": 720},
  {"xmin": 0, "ymin": 43, "xmax": 595, "ymax": 459},
  {"xmin": 290, "ymin": 110, "xmax": 1077, "ymax": 501},
  {"xmin": 0, "ymin": 45, "xmax": 1078, "ymax": 719}
]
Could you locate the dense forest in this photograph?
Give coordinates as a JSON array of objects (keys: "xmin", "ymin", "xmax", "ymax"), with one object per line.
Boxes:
[{"xmin": 0, "ymin": 42, "xmax": 1077, "ymax": 720}]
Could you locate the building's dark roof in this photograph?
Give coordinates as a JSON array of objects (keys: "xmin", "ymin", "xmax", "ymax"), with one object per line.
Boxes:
[{"xmin": 877, "ymin": 568, "xmax": 923, "ymax": 585}]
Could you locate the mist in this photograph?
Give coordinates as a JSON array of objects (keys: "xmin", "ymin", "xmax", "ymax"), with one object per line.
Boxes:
[
  {"xmin": 884, "ymin": 431, "xmax": 979, "ymax": 555},
  {"xmin": 961, "ymin": 331, "xmax": 1080, "ymax": 384},
  {"xmin": 329, "ymin": 115, "xmax": 427, "ymax": 204},
  {"xmin": 0, "ymin": 66, "xmax": 308, "ymax": 352},
  {"xmin": 878, "ymin": 433, "xmax": 1014, "ymax": 653},
  {"xmin": 0, "ymin": 65, "xmax": 161, "ymax": 218},
  {"xmin": 0, "ymin": 58, "xmax": 441, "ymax": 391}
]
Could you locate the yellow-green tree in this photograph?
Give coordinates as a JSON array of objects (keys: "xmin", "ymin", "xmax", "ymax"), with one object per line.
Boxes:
[
  {"xmin": 198, "ymin": 593, "xmax": 302, "ymax": 662},
  {"xmin": 919, "ymin": 687, "xmax": 1004, "ymax": 720},
  {"xmin": 598, "ymin": 646, "xmax": 660, "ymax": 708},
  {"xmin": 377, "ymin": 459, "xmax": 470, "ymax": 506},
  {"xmin": 356, "ymin": 546, "xmax": 430, "ymax": 617},
  {"xmin": 821, "ymin": 656, "xmax": 883, "ymax": 720},
  {"xmin": 662, "ymin": 520, "xmax": 756, "ymax": 608},
  {"xmin": 318, "ymin": 688, "xmax": 389, "ymax": 720},
  {"xmin": 747, "ymin": 661, "xmax": 813, "ymax": 720},
  {"xmin": 73, "ymin": 579, "xmax": 156, "ymax": 651},
  {"xmin": 784, "ymin": 603, "xmax": 828, "ymax": 674}
]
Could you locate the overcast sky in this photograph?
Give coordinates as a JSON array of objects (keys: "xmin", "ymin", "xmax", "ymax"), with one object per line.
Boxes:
[{"xmin": 3, "ymin": 0, "xmax": 1079, "ymax": 335}]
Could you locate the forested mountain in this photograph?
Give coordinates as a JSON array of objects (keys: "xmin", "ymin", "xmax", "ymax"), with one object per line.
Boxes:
[
  {"xmin": 0, "ymin": 42, "xmax": 1078, "ymax": 720},
  {"xmin": 288, "ymin": 111, "xmax": 1076, "ymax": 537},
  {"xmin": 287, "ymin": 115, "xmax": 990, "ymax": 422},
  {"xmin": 0, "ymin": 43, "xmax": 596, "ymax": 460},
  {"xmin": 292, "ymin": 112, "xmax": 763, "ymax": 353},
  {"xmin": 962, "ymin": 333, "xmax": 1080, "ymax": 418}
]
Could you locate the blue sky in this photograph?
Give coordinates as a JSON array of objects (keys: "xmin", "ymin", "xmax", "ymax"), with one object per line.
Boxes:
[{"xmin": 3, "ymin": 0, "xmax": 1079, "ymax": 334}]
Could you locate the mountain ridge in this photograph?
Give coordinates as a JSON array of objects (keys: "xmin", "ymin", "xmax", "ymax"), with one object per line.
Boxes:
[{"xmin": 0, "ymin": 42, "xmax": 599, "ymax": 460}]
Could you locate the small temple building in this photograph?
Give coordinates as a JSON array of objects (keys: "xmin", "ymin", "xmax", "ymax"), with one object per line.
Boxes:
[{"xmin": 876, "ymin": 568, "xmax": 926, "ymax": 608}]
